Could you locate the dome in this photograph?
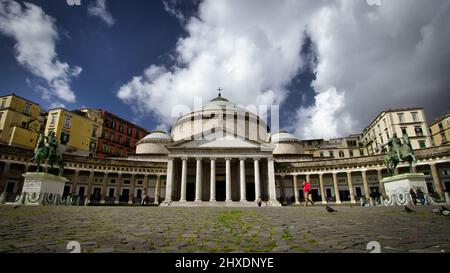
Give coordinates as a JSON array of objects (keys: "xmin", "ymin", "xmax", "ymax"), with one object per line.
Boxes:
[
  {"xmin": 171, "ymin": 94, "xmax": 270, "ymax": 142},
  {"xmin": 270, "ymin": 131, "xmax": 300, "ymax": 143},
  {"xmin": 138, "ymin": 130, "xmax": 171, "ymax": 143},
  {"xmin": 271, "ymin": 131, "xmax": 304, "ymax": 155},
  {"xmin": 136, "ymin": 130, "xmax": 170, "ymax": 155}
]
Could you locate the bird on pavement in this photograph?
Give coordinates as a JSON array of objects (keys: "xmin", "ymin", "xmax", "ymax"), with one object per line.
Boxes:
[
  {"xmin": 12, "ymin": 205, "xmax": 20, "ymax": 209},
  {"xmin": 442, "ymin": 210, "xmax": 450, "ymax": 216},
  {"xmin": 432, "ymin": 208, "xmax": 441, "ymax": 214},
  {"xmin": 325, "ymin": 205, "xmax": 337, "ymax": 213},
  {"xmin": 404, "ymin": 206, "xmax": 415, "ymax": 213}
]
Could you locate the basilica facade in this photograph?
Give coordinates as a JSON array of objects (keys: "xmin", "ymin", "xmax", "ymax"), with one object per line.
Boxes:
[{"xmin": 1, "ymin": 95, "xmax": 449, "ymax": 206}]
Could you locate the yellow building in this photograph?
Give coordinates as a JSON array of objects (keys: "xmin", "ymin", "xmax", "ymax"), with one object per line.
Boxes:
[
  {"xmin": 362, "ymin": 108, "xmax": 432, "ymax": 155},
  {"xmin": 45, "ymin": 108, "xmax": 102, "ymax": 156},
  {"xmin": 429, "ymin": 110, "xmax": 450, "ymax": 146},
  {"xmin": 0, "ymin": 94, "xmax": 46, "ymax": 149}
]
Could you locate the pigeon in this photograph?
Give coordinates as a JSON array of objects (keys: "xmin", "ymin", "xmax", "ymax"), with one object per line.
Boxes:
[
  {"xmin": 432, "ymin": 208, "xmax": 441, "ymax": 214},
  {"xmin": 442, "ymin": 210, "xmax": 450, "ymax": 216},
  {"xmin": 12, "ymin": 205, "xmax": 21, "ymax": 209},
  {"xmin": 325, "ymin": 205, "xmax": 337, "ymax": 213},
  {"xmin": 404, "ymin": 206, "xmax": 415, "ymax": 213}
]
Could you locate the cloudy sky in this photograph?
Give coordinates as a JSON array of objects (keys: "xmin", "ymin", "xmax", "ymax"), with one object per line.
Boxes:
[{"xmin": 0, "ymin": 0, "xmax": 449, "ymax": 139}]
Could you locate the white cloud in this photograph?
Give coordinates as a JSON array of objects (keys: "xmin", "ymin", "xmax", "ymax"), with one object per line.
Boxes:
[
  {"xmin": 118, "ymin": 0, "xmax": 450, "ymax": 138},
  {"xmin": 0, "ymin": 0, "xmax": 81, "ymax": 103},
  {"xmin": 88, "ymin": 0, "xmax": 115, "ymax": 27}
]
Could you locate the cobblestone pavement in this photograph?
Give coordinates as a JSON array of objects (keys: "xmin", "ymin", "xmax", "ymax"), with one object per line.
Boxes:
[{"xmin": 0, "ymin": 205, "xmax": 449, "ymax": 253}]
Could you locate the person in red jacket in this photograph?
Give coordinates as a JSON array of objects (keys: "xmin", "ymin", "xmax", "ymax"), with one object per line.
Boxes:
[{"xmin": 302, "ymin": 180, "xmax": 314, "ymax": 207}]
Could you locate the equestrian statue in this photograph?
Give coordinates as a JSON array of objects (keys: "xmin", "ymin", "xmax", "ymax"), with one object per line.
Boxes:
[
  {"xmin": 383, "ymin": 133, "xmax": 416, "ymax": 175},
  {"xmin": 30, "ymin": 131, "xmax": 64, "ymax": 176}
]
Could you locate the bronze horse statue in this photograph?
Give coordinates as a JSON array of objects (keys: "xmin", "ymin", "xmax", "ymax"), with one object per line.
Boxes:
[
  {"xmin": 30, "ymin": 132, "xmax": 64, "ymax": 176},
  {"xmin": 384, "ymin": 134, "xmax": 416, "ymax": 175}
]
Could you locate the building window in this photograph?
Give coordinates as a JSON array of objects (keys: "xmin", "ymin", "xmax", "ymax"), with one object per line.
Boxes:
[
  {"xmin": 118, "ymin": 135, "xmax": 122, "ymax": 144},
  {"xmin": 117, "ymin": 149, "xmax": 122, "ymax": 156},
  {"xmin": 24, "ymin": 103, "xmax": 32, "ymax": 115},
  {"xmin": 383, "ymin": 118, "xmax": 387, "ymax": 127},
  {"xmin": 398, "ymin": 113, "xmax": 405, "ymax": 123},
  {"xmin": 0, "ymin": 99, "xmax": 6, "ymax": 109},
  {"xmin": 61, "ymin": 132, "xmax": 70, "ymax": 145},
  {"xmin": 0, "ymin": 112, "xmax": 3, "ymax": 122},
  {"xmin": 329, "ymin": 151, "xmax": 334, "ymax": 158},
  {"xmin": 127, "ymin": 127, "xmax": 132, "ymax": 136},
  {"xmin": 92, "ymin": 126, "xmax": 97, "ymax": 138},
  {"xmin": 439, "ymin": 122, "xmax": 444, "ymax": 131},
  {"xmin": 401, "ymin": 127, "xmax": 407, "ymax": 136},
  {"xmin": 124, "ymin": 180, "xmax": 130, "ymax": 185},
  {"xmin": 418, "ymin": 140, "xmax": 426, "ymax": 149},
  {"xmin": 414, "ymin": 126, "xmax": 423, "ymax": 136},
  {"xmin": 50, "ymin": 114, "xmax": 57, "ymax": 125},
  {"xmin": 63, "ymin": 116, "xmax": 71, "ymax": 128},
  {"xmin": 441, "ymin": 132, "xmax": 448, "ymax": 143},
  {"xmin": 411, "ymin": 112, "xmax": 418, "ymax": 122},
  {"xmin": 320, "ymin": 152, "xmax": 324, "ymax": 158},
  {"xmin": 137, "ymin": 180, "xmax": 143, "ymax": 185},
  {"xmin": 339, "ymin": 151, "xmax": 345, "ymax": 158},
  {"xmin": 349, "ymin": 150, "xmax": 354, "ymax": 157},
  {"xmin": 119, "ymin": 124, "xmax": 124, "ymax": 133},
  {"xmin": 359, "ymin": 150, "xmax": 365, "ymax": 156}
]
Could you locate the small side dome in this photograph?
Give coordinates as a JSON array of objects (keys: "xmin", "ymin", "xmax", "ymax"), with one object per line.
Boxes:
[
  {"xmin": 136, "ymin": 130, "xmax": 170, "ymax": 154},
  {"xmin": 270, "ymin": 130, "xmax": 300, "ymax": 143},
  {"xmin": 271, "ymin": 130, "xmax": 304, "ymax": 155},
  {"xmin": 138, "ymin": 130, "xmax": 171, "ymax": 144}
]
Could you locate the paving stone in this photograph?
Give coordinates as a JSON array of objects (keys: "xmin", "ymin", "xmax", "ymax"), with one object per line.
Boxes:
[{"xmin": 0, "ymin": 206, "xmax": 449, "ymax": 253}]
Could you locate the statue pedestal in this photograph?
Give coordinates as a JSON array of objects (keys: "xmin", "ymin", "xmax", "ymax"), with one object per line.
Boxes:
[
  {"xmin": 382, "ymin": 173, "xmax": 428, "ymax": 196},
  {"xmin": 21, "ymin": 173, "xmax": 68, "ymax": 205},
  {"xmin": 381, "ymin": 173, "xmax": 428, "ymax": 206}
]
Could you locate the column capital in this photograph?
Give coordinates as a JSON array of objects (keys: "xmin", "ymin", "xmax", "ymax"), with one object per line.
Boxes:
[
  {"xmin": 195, "ymin": 157, "xmax": 203, "ymax": 161},
  {"xmin": 210, "ymin": 157, "xmax": 216, "ymax": 161},
  {"xmin": 253, "ymin": 158, "xmax": 261, "ymax": 161},
  {"xmin": 181, "ymin": 157, "xmax": 189, "ymax": 161},
  {"xmin": 239, "ymin": 157, "xmax": 246, "ymax": 161},
  {"xmin": 225, "ymin": 157, "xmax": 232, "ymax": 161}
]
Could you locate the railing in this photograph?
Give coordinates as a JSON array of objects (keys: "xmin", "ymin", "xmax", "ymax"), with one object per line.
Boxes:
[
  {"xmin": 0, "ymin": 192, "xmax": 83, "ymax": 206},
  {"xmin": 381, "ymin": 192, "xmax": 446, "ymax": 206}
]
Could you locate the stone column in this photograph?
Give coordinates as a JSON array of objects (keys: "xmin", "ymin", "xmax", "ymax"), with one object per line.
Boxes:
[
  {"xmin": 195, "ymin": 158, "xmax": 202, "ymax": 202},
  {"xmin": 225, "ymin": 158, "xmax": 232, "ymax": 202},
  {"xmin": 115, "ymin": 173, "xmax": 123, "ymax": 204},
  {"xmin": 332, "ymin": 172, "xmax": 341, "ymax": 204},
  {"xmin": 85, "ymin": 171, "xmax": 94, "ymax": 205},
  {"xmin": 154, "ymin": 175, "xmax": 161, "ymax": 205},
  {"xmin": 377, "ymin": 169, "xmax": 385, "ymax": 196},
  {"xmin": 210, "ymin": 158, "xmax": 216, "ymax": 202},
  {"xmin": 346, "ymin": 171, "xmax": 356, "ymax": 204},
  {"xmin": 362, "ymin": 170, "xmax": 370, "ymax": 199},
  {"xmin": 267, "ymin": 157, "xmax": 278, "ymax": 203},
  {"xmin": 319, "ymin": 173, "xmax": 327, "ymax": 204},
  {"xmin": 239, "ymin": 158, "xmax": 246, "ymax": 202},
  {"xmin": 71, "ymin": 169, "xmax": 80, "ymax": 195},
  {"xmin": 254, "ymin": 159, "xmax": 261, "ymax": 201},
  {"xmin": 430, "ymin": 163, "xmax": 444, "ymax": 199},
  {"xmin": 100, "ymin": 172, "xmax": 109, "ymax": 204},
  {"xmin": 0, "ymin": 162, "xmax": 11, "ymax": 193},
  {"xmin": 293, "ymin": 175, "xmax": 300, "ymax": 205},
  {"xmin": 164, "ymin": 158, "xmax": 174, "ymax": 203},
  {"xmin": 306, "ymin": 174, "xmax": 310, "ymax": 183},
  {"xmin": 128, "ymin": 174, "xmax": 136, "ymax": 205},
  {"xmin": 143, "ymin": 174, "xmax": 149, "ymax": 197},
  {"xmin": 180, "ymin": 157, "xmax": 188, "ymax": 202}
]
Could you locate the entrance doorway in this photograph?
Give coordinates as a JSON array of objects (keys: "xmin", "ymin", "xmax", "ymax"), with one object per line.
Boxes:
[
  {"xmin": 246, "ymin": 183, "xmax": 255, "ymax": 201},
  {"xmin": 216, "ymin": 180, "xmax": 226, "ymax": 201},
  {"xmin": 6, "ymin": 182, "xmax": 15, "ymax": 194},
  {"xmin": 92, "ymin": 188, "xmax": 101, "ymax": 201},
  {"xmin": 121, "ymin": 189, "xmax": 130, "ymax": 203},
  {"xmin": 187, "ymin": 183, "xmax": 195, "ymax": 201}
]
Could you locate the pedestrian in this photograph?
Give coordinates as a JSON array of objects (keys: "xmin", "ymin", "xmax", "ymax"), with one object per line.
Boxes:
[
  {"xmin": 416, "ymin": 188, "xmax": 425, "ymax": 205},
  {"xmin": 256, "ymin": 196, "xmax": 262, "ymax": 207},
  {"xmin": 409, "ymin": 188, "xmax": 417, "ymax": 205},
  {"xmin": 141, "ymin": 193, "xmax": 147, "ymax": 205},
  {"xmin": 302, "ymin": 180, "xmax": 314, "ymax": 207}
]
